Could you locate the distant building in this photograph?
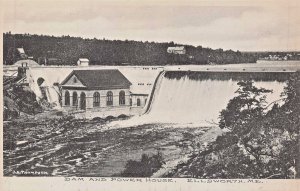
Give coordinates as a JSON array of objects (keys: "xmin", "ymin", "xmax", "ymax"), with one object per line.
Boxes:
[
  {"xmin": 167, "ymin": 46, "xmax": 186, "ymax": 54},
  {"xmin": 77, "ymin": 58, "xmax": 89, "ymax": 66},
  {"xmin": 60, "ymin": 69, "xmax": 132, "ymax": 118}
]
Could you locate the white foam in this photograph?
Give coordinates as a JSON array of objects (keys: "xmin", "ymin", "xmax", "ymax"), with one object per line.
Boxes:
[{"xmin": 109, "ymin": 76, "xmax": 286, "ymax": 128}]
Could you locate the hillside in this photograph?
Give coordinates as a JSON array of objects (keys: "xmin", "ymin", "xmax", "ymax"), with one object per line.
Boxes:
[{"xmin": 3, "ymin": 33, "xmax": 257, "ymax": 65}]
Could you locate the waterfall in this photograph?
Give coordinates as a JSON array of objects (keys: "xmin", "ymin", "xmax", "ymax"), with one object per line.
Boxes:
[
  {"xmin": 26, "ymin": 68, "xmax": 43, "ymax": 99},
  {"xmin": 26, "ymin": 68, "xmax": 62, "ymax": 109},
  {"xmin": 110, "ymin": 71, "xmax": 290, "ymax": 127},
  {"xmin": 145, "ymin": 76, "xmax": 285, "ymax": 125},
  {"xmin": 44, "ymin": 86, "xmax": 61, "ymax": 109}
]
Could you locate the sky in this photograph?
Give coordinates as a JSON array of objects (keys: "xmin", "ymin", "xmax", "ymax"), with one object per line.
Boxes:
[{"xmin": 1, "ymin": 0, "xmax": 299, "ymax": 51}]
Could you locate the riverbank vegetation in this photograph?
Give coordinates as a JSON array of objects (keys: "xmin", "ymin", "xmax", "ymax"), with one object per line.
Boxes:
[
  {"xmin": 119, "ymin": 152, "xmax": 165, "ymax": 177},
  {"xmin": 3, "ymin": 86, "xmax": 44, "ymax": 120},
  {"xmin": 165, "ymin": 72, "xmax": 300, "ymax": 179}
]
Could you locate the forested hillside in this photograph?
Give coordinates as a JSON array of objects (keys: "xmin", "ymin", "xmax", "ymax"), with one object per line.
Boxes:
[{"xmin": 3, "ymin": 33, "xmax": 257, "ymax": 65}]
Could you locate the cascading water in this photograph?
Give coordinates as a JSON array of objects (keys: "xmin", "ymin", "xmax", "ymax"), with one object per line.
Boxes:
[
  {"xmin": 26, "ymin": 68, "xmax": 64, "ymax": 109},
  {"xmin": 148, "ymin": 77, "xmax": 239, "ymax": 124},
  {"xmin": 43, "ymin": 86, "xmax": 61, "ymax": 108},
  {"xmin": 111, "ymin": 71, "xmax": 290, "ymax": 127},
  {"xmin": 147, "ymin": 76, "xmax": 285, "ymax": 125}
]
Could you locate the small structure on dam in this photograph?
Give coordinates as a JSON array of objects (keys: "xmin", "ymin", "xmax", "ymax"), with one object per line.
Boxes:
[
  {"xmin": 77, "ymin": 58, "xmax": 89, "ymax": 67},
  {"xmin": 60, "ymin": 69, "xmax": 132, "ymax": 118}
]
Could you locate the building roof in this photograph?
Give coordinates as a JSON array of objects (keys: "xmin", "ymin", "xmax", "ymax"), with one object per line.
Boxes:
[
  {"xmin": 167, "ymin": 46, "xmax": 185, "ymax": 51},
  {"xmin": 61, "ymin": 69, "xmax": 132, "ymax": 90},
  {"xmin": 78, "ymin": 58, "xmax": 89, "ymax": 62}
]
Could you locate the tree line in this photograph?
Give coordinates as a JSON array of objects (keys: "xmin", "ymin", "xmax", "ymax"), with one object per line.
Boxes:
[{"xmin": 3, "ymin": 32, "xmax": 257, "ymax": 65}]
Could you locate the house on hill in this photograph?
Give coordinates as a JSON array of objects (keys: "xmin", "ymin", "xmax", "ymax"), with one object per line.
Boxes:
[
  {"xmin": 60, "ymin": 69, "xmax": 132, "ymax": 118},
  {"xmin": 167, "ymin": 46, "xmax": 186, "ymax": 54}
]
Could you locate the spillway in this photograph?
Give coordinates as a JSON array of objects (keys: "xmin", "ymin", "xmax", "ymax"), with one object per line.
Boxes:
[
  {"xmin": 148, "ymin": 71, "xmax": 291, "ymax": 124},
  {"xmin": 112, "ymin": 70, "xmax": 293, "ymax": 127}
]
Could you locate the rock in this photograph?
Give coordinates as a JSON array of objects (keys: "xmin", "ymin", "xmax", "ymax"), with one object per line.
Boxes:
[
  {"xmin": 16, "ymin": 140, "xmax": 29, "ymax": 147},
  {"xmin": 178, "ymin": 174, "xmax": 190, "ymax": 178}
]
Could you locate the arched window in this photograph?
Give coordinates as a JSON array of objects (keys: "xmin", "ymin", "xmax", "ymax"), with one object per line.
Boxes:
[
  {"xmin": 65, "ymin": 91, "xmax": 70, "ymax": 106},
  {"xmin": 107, "ymin": 91, "xmax": 113, "ymax": 106},
  {"xmin": 93, "ymin": 92, "xmax": 100, "ymax": 107},
  {"xmin": 119, "ymin": 91, "xmax": 125, "ymax": 105},
  {"xmin": 73, "ymin": 91, "xmax": 78, "ymax": 106},
  {"xmin": 37, "ymin": 77, "xmax": 45, "ymax": 86},
  {"xmin": 80, "ymin": 92, "xmax": 86, "ymax": 110},
  {"xmin": 137, "ymin": 98, "xmax": 141, "ymax": 106}
]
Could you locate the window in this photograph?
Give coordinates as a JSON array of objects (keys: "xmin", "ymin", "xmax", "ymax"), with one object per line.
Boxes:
[
  {"xmin": 137, "ymin": 98, "xmax": 141, "ymax": 106},
  {"xmin": 93, "ymin": 92, "xmax": 100, "ymax": 107},
  {"xmin": 80, "ymin": 92, "xmax": 86, "ymax": 110},
  {"xmin": 65, "ymin": 91, "xmax": 70, "ymax": 106},
  {"xmin": 73, "ymin": 77, "xmax": 77, "ymax": 83},
  {"xmin": 73, "ymin": 91, "xmax": 78, "ymax": 106},
  {"xmin": 119, "ymin": 91, "xmax": 125, "ymax": 105},
  {"xmin": 107, "ymin": 91, "xmax": 113, "ymax": 106},
  {"xmin": 130, "ymin": 98, "xmax": 132, "ymax": 106},
  {"xmin": 145, "ymin": 98, "xmax": 147, "ymax": 104},
  {"xmin": 37, "ymin": 77, "xmax": 45, "ymax": 86}
]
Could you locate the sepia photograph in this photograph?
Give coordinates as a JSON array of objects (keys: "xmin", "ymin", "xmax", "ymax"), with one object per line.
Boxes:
[{"xmin": 1, "ymin": 0, "xmax": 300, "ymax": 190}]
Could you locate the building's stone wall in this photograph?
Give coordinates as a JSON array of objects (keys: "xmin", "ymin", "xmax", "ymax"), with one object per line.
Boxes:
[
  {"xmin": 62, "ymin": 88, "xmax": 131, "ymax": 110},
  {"xmin": 131, "ymin": 94, "xmax": 148, "ymax": 107},
  {"xmin": 73, "ymin": 106, "xmax": 131, "ymax": 119},
  {"xmin": 62, "ymin": 88, "xmax": 150, "ymax": 118}
]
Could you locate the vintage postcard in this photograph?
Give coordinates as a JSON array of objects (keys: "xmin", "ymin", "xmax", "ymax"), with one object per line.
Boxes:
[{"xmin": 1, "ymin": 0, "xmax": 300, "ymax": 190}]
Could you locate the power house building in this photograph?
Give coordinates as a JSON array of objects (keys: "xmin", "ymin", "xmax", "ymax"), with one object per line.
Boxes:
[{"xmin": 60, "ymin": 69, "xmax": 132, "ymax": 118}]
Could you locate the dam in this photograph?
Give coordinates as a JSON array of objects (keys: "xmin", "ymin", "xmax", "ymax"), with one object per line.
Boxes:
[
  {"xmin": 142, "ymin": 71, "xmax": 291, "ymax": 125},
  {"xmin": 3, "ymin": 61, "xmax": 300, "ymax": 125},
  {"xmin": 110, "ymin": 61, "xmax": 300, "ymax": 127},
  {"xmin": 3, "ymin": 61, "xmax": 300, "ymax": 177}
]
